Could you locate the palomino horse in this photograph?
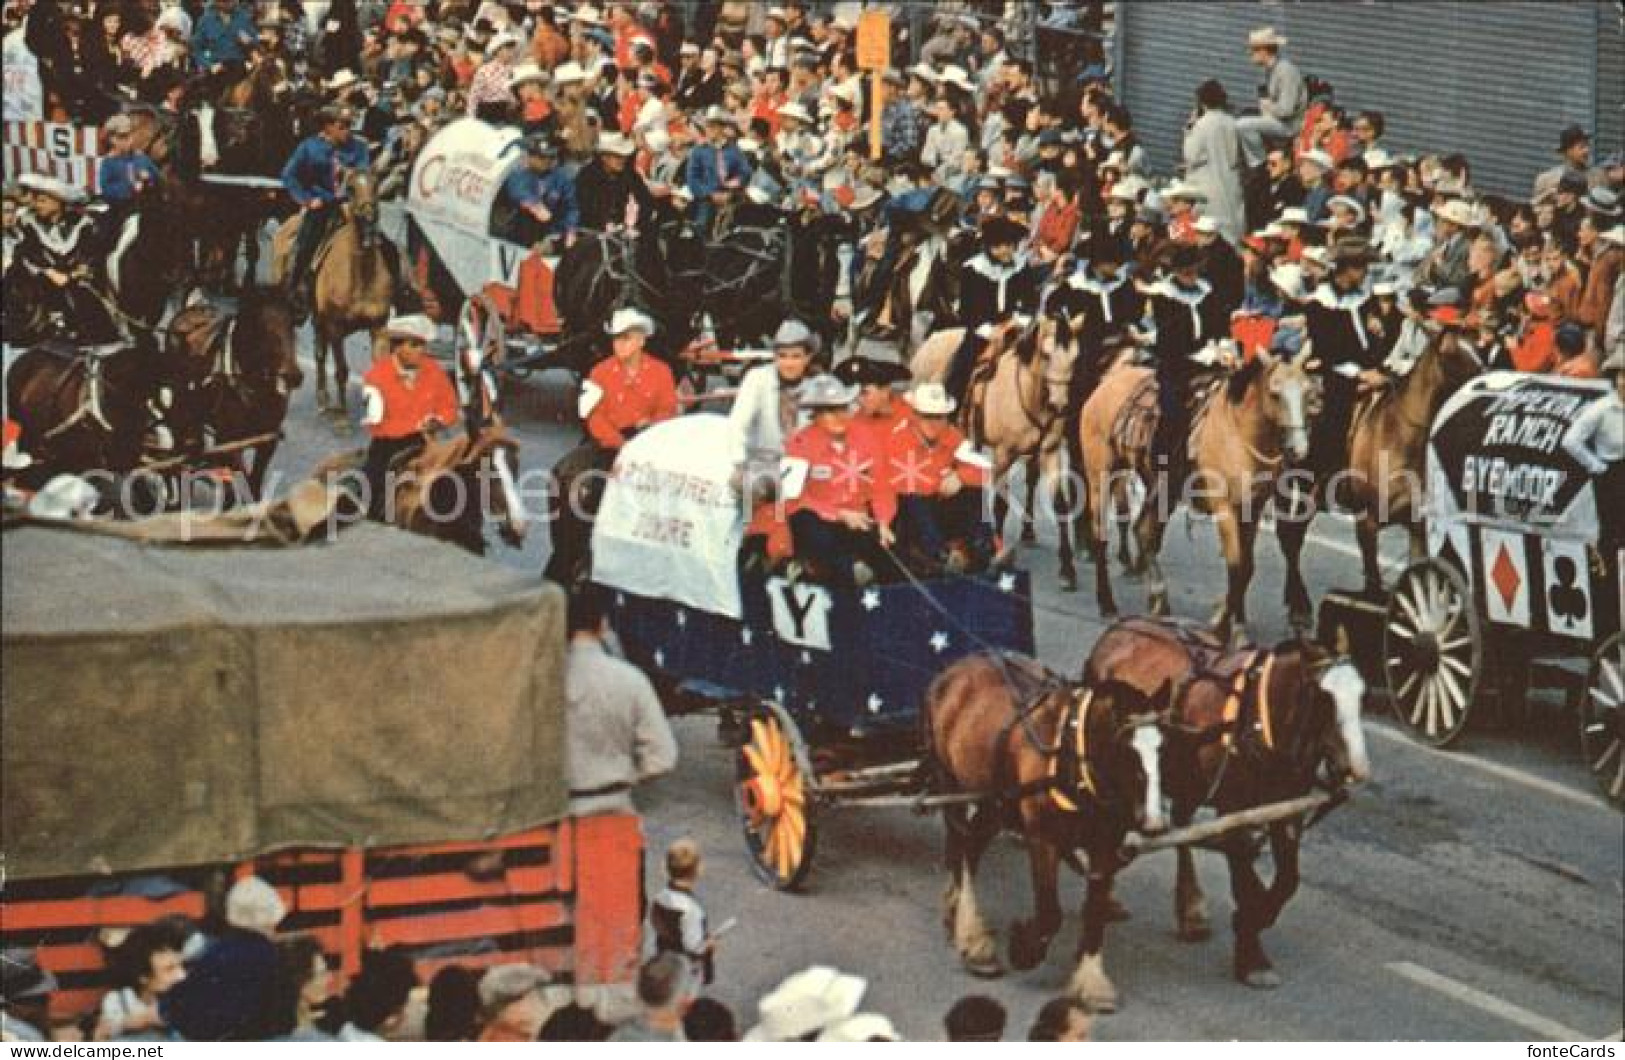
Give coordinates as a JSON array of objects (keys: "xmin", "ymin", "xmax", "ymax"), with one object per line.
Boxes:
[
  {"xmin": 272, "ymin": 169, "xmax": 395, "ymax": 413},
  {"xmin": 911, "ymin": 317, "xmax": 1083, "ymax": 587},
  {"xmin": 1078, "ymin": 344, "xmax": 1320, "ymax": 640},
  {"xmin": 925, "ymin": 653, "xmax": 1170, "ymax": 1012},
  {"xmin": 1084, "ymin": 618, "xmax": 1370, "ymax": 988},
  {"xmin": 163, "ymin": 286, "xmax": 303, "ymax": 499},
  {"xmin": 1301, "ymin": 329, "xmax": 1481, "ymax": 597}
]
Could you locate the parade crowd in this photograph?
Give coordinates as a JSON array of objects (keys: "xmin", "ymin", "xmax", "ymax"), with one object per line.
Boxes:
[{"xmin": 3, "ymin": 0, "xmax": 1624, "ymax": 1043}]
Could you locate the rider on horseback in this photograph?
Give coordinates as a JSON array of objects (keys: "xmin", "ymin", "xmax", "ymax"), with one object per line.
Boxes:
[
  {"xmin": 280, "ymin": 107, "xmax": 370, "ymax": 320},
  {"xmin": 96, "ymin": 115, "xmax": 162, "ymax": 242},
  {"xmin": 359, "ymin": 313, "xmax": 458, "ymax": 521},
  {"xmin": 944, "ymin": 215, "xmax": 1040, "ymax": 406},
  {"xmin": 5, "ymin": 173, "xmax": 118, "ymax": 346},
  {"xmin": 1146, "ymin": 241, "xmax": 1227, "ymax": 486}
]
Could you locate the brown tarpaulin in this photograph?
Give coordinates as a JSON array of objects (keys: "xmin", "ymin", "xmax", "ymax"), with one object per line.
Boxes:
[{"xmin": 2, "ymin": 522, "xmax": 567, "ymax": 881}]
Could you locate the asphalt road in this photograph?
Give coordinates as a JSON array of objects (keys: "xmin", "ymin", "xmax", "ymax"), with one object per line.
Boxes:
[{"xmin": 259, "ymin": 313, "xmax": 1622, "ymax": 1043}]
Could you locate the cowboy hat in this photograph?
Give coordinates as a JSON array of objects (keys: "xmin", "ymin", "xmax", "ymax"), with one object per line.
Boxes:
[
  {"xmin": 225, "ymin": 876, "xmax": 286, "ymax": 934},
  {"xmin": 384, "ymin": 313, "xmax": 437, "ymax": 343},
  {"xmin": 1326, "ymin": 194, "xmax": 1367, "ymax": 224},
  {"xmin": 980, "ymin": 215, "xmax": 1026, "ymax": 247},
  {"xmin": 1582, "ymin": 187, "xmax": 1622, "ymax": 219},
  {"xmin": 908, "ymin": 62, "xmax": 939, "ymax": 83},
  {"xmin": 772, "ymin": 319, "xmax": 819, "ymax": 351},
  {"xmin": 701, "ymin": 104, "xmax": 737, "ymax": 128},
  {"xmin": 595, "ymin": 131, "xmax": 636, "ymax": 156},
  {"xmin": 1432, "ymin": 198, "xmax": 1482, "ymax": 228},
  {"xmin": 777, "ymin": 101, "xmax": 814, "ymax": 124},
  {"xmin": 905, "ymin": 382, "xmax": 958, "ymax": 416},
  {"xmin": 324, "ymin": 69, "xmax": 360, "ymax": 92},
  {"xmin": 1329, "ymin": 236, "xmax": 1376, "ymax": 265},
  {"xmin": 848, "ymin": 185, "xmax": 884, "ymax": 212},
  {"xmin": 1298, "ymin": 148, "xmax": 1335, "ymax": 172},
  {"xmin": 18, "ymin": 172, "xmax": 84, "ymax": 204},
  {"xmin": 938, "ymin": 65, "xmax": 975, "ymax": 93},
  {"xmin": 765, "ymin": 6, "xmax": 788, "ymax": 22},
  {"xmin": 834, "ymin": 357, "xmax": 910, "ymax": 388},
  {"xmin": 1363, "ymin": 148, "xmax": 1398, "ymax": 171},
  {"xmin": 1247, "ymin": 27, "xmax": 1287, "ymax": 49},
  {"xmin": 607, "ymin": 307, "xmax": 656, "ymax": 336},
  {"xmin": 796, "ymin": 376, "xmax": 860, "ymax": 411},
  {"xmin": 103, "ymin": 113, "xmax": 134, "ymax": 136},
  {"xmin": 485, "ymin": 31, "xmax": 521, "ymax": 57},
  {"xmin": 1277, "ymin": 206, "xmax": 1311, "ymax": 226},
  {"xmin": 570, "ymin": 5, "xmax": 604, "ymax": 25},
  {"xmin": 25, "ymin": 474, "xmax": 100, "ymax": 521},
  {"xmin": 818, "ymin": 1014, "xmax": 900, "ymax": 1043},
  {"xmin": 829, "ymin": 79, "xmax": 861, "ymax": 105},
  {"xmin": 744, "ymin": 966, "xmax": 867, "ymax": 1042},
  {"xmin": 478, "ymin": 964, "xmax": 550, "ymax": 1017},
  {"xmin": 1161, "ymin": 179, "xmax": 1206, "ymax": 201},
  {"xmin": 1270, "ymin": 262, "xmax": 1307, "ymax": 300},
  {"xmin": 510, "ymin": 62, "xmax": 549, "ymax": 87},
  {"xmin": 552, "ymin": 60, "xmax": 586, "ymax": 84}
]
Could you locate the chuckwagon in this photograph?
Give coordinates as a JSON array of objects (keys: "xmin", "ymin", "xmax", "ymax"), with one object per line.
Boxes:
[
  {"xmin": 0, "ymin": 520, "xmax": 643, "ymax": 1025},
  {"xmin": 586, "ymin": 413, "xmax": 1036, "ymax": 890},
  {"xmin": 1375, "ymin": 372, "xmax": 1623, "ymax": 805}
]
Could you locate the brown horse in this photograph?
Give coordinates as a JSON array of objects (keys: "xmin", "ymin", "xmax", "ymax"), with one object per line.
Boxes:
[
  {"xmin": 911, "ymin": 317, "xmax": 1083, "ymax": 586},
  {"xmin": 925, "ymin": 653, "xmax": 1170, "ymax": 1012},
  {"xmin": 1078, "ymin": 344, "xmax": 1320, "ymax": 641},
  {"xmin": 1084, "ymin": 617, "xmax": 1370, "ymax": 988},
  {"xmin": 163, "ymin": 286, "xmax": 303, "ymax": 499},
  {"xmin": 4, "ymin": 340, "xmax": 160, "ymax": 494},
  {"xmin": 1331, "ymin": 329, "xmax": 1481, "ymax": 594},
  {"xmin": 271, "ymin": 169, "xmax": 394, "ymax": 414}
]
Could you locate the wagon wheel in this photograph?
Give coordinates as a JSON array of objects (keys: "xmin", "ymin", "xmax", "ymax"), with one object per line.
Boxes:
[
  {"xmin": 458, "ymin": 293, "xmax": 510, "ymax": 377},
  {"xmin": 1579, "ymin": 631, "xmax": 1625, "ymax": 808},
  {"xmin": 1384, "ymin": 558, "xmax": 1481, "ymax": 747},
  {"xmin": 735, "ymin": 700, "xmax": 818, "ymax": 891}
]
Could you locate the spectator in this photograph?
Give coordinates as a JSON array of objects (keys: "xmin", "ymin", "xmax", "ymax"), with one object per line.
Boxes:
[
  {"xmin": 682, "ymin": 997, "xmax": 739, "ymax": 1042},
  {"xmin": 540, "ymin": 1002, "xmax": 612, "ymax": 1041},
  {"xmin": 1184, "ymin": 79, "xmax": 1247, "ymax": 245},
  {"xmin": 268, "ymin": 936, "xmax": 336, "ymax": 1042},
  {"xmin": 335, "ymin": 948, "xmax": 417, "ymax": 1042},
  {"xmin": 425, "ymin": 965, "xmax": 481, "ymax": 1042},
  {"xmin": 944, "ymin": 994, "xmax": 1007, "ymax": 1042},
  {"xmin": 161, "ymin": 876, "xmax": 285, "ymax": 1042},
  {"xmin": 1237, "ymin": 27, "xmax": 1307, "ymax": 167},
  {"xmin": 1028, "ymin": 996, "xmax": 1094, "ymax": 1041},
  {"xmin": 1, "ymin": 948, "xmax": 56, "ymax": 1042},
  {"xmin": 609, "ymin": 954, "xmax": 692, "ymax": 1042},
  {"xmin": 1535, "ymin": 125, "xmax": 1599, "ymax": 200},
  {"xmin": 563, "ymin": 583, "xmax": 679, "ymax": 814},
  {"xmin": 96, "ymin": 921, "xmax": 189, "ymax": 1040},
  {"xmin": 650, "ymin": 838, "xmax": 717, "ymax": 985},
  {"xmin": 743, "ymin": 965, "xmax": 867, "ymax": 1042},
  {"xmin": 476, "ymin": 964, "xmax": 551, "ymax": 1043}
]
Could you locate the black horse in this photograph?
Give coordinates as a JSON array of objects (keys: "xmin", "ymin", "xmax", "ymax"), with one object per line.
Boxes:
[{"xmin": 697, "ymin": 207, "xmax": 845, "ymax": 353}]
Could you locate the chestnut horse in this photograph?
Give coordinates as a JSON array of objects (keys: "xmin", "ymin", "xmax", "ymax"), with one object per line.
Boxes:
[
  {"xmin": 925, "ymin": 653, "xmax": 1170, "ymax": 1012},
  {"xmin": 1078, "ymin": 344, "xmax": 1320, "ymax": 641},
  {"xmin": 4, "ymin": 339, "xmax": 159, "ymax": 493},
  {"xmin": 163, "ymin": 286, "xmax": 303, "ymax": 499},
  {"xmin": 911, "ymin": 317, "xmax": 1083, "ymax": 587},
  {"xmin": 1084, "ymin": 617, "xmax": 1371, "ymax": 989},
  {"xmin": 1322, "ymin": 329, "xmax": 1481, "ymax": 595}
]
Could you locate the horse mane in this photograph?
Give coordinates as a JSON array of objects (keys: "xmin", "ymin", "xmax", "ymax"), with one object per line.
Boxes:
[{"xmin": 1225, "ymin": 353, "xmax": 1267, "ymax": 404}]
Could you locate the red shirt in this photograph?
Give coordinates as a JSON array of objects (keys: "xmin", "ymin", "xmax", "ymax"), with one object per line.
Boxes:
[
  {"xmin": 847, "ymin": 404, "xmax": 909, "ymax": 456},
  {"xmin": 751, "ymin": 91, "xmax": 786, "ymax": 139},
  {"xmin": 785, "ymin": 422, "xmax": 896, "ymax": 527},
  {"xmin": 882, "ymin": 415, "xmax": 987, "ymax": 496},
  {"xmin": 363, "ymin": 357, "xmax": 458, "ymax": 440},
  {"xmin": 584, "ymin": 353, "xmax": 678, "ymax": 449},
  {"xmin": 1035, "ymin": 197, "xmax": 1081, "ymax": 258}
]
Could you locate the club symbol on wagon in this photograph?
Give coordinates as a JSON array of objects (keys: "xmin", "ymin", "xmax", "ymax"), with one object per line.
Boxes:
[{"xmin": 1547, "ymin": 556, "xmax": 1588, "ymax": 623}]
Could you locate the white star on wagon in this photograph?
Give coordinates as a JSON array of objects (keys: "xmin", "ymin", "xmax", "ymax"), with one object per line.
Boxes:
[
  {"xmin": 866, "ymin": 693, "xmax": 884, "ymax": 713},
  {"xmin": 861, "ymin": 589, "xmax": 881, "ymax": 612},
  {"xmin": 930, "ymin": 631, "xmax": 949, "ymax": 654}
]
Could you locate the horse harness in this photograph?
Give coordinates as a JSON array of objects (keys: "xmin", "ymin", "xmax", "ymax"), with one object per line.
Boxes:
[{"xmin": 981, "ymin": 652, "xmax": 1108, "ymax": 816}]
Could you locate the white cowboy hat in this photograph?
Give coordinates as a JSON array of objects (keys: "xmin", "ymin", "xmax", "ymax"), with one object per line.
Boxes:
[
  {"xmin": 938, "ymin": 65, "xmax": 975, "ymax": 93},
  {"xmin": 1270, "ymin": 262, "xmax": 1307, "ymax": 299},
  {"xmin": 103, "ymin": 113, "xmax": 134, "ymax": 135},
  {"xmin": 509, "ymin": 62, "xmax": 548, "ymax": 87},
  {"xmin": 1326, "ymin": 194, "xmax": 1367, "ymax": 224},
  {"xmin": 1432, "ymin": 198, "xmax": 1482, "ymax": 228},
  {"xmin": 702, "ymin": 104, "xmax": 737, "ymax": 127},
  {"xmin": 796, "ymin": 376, "xmax": 860, "ymax": 411},
  {"xmin": 848, "ymin": 185, "xmax": 883, "ymax": 211},
  {"xmin": 571, "ymin": 5, "xmax": 604, "ymax": 25},
  {"xmin": 1248, "ymin": 27, "xmax": 1287, "ymax": 49},
  {"xmin": 679, "ymin": 41, "xmax": 700, "ymax": 56},
  {"xmin": 1363, "ymin": 148, "xmax": 1398, "ymax": 171},
  {"xmin": 324, "ymin": 69, "xmax": 359, "ymax": 92},
  {"xmin": 155, "ymin": 5, "xmax": 190, "ymax": 34},
  {"xmin": 1192, "ymin": 215, "xmax": 1221, "ymax": 235},
  {"xmin": 909, "ymin": 62, "xmax": 939, "ymax": 83},
  {"xmin": 607, "ymin": 307, "xmax": 656, "ymax": 336},
  {"xmin": 18, "ymin": 172, "xmax": 84, "ymax": 204},
  {"xmin": 905, "ymin": 382, "xmax": 958, "ymax": 416},
  {"xmin": 818, "ymin": 1014, "xmax": 900, "ymax": 1043},
  {"xmin": 595, "ymin": 131, "xmax": 637, "ymax": 156},
  {"xmin": 765, "ymin": 6, "xmax": 788, "ymax": 22},
  {"xmin": 773, "ymin": 319, "xmax": 818, "ymax": 349},
  {"xmin": 1277, "ymin": 206, "xmax": 1310, "ymax": 226},
  {"xmin": 1101, "ymin": 150, "xmax": 1129, "ymax": 172},
  {"xmin": 1601, "ymin": 224, "xmax": 1625, "ymax": 246},
  {"xmin": 777, "ymin": 101, "xmax": 814, "ymax": 124},
  {"xmin": 1298, "ymin": 148, "xmax": 1335, "ymax": 172},
  {"xmin": 384, "ymin": 313, "xmax": 437, "ymax": 343},
  {"xmin": 26, "ymin": 474, "xmax": 99, "ymax": 521},
  {"xmin": 829, "ymin": 79, "xmax": 861, "ymax": 105},
  {"xmin": 552, "ymin": 60, "xmax": 586, "ymax": 84},
  {"xmin": 1300, "ymin": 246, "xmax": 1331, "ymax": 268},
  {"xmin": 1162, "ymin": 179, "xmax": 1207, "ymax": 201},
  {"xmin": 485, "ymin": 31, "xmax": 521, "ymax": 57},
  {"xmin": 744, "ymin": 967, "xmax": 867, "ymax": 1042}
]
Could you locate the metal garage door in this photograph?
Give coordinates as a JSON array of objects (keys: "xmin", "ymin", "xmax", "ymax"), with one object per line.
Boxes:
[{"xmin": 1116, "ymin": 0, "xmax": 1622, "ymax": 199}]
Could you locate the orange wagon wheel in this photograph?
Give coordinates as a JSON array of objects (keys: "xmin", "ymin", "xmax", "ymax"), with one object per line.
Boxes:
[
  {"xmin": 1580, "ymin": 632, "xmax": 1625, "ymax": 809},
  {"xmin": 734, "ymin": 700, "xmax": 818, "ymax": 891}
]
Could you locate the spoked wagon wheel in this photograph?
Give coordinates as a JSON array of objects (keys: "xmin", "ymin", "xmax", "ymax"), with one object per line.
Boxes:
[
  {"xmin": 735, "ymin": 700, "xmax": 818, "ymax": 891},
  {"xmin": 457, "ymin": 293, "xmax": 509, "ymax": 377},
  {"xmin": 1384, "ymin": 558, "xmax": 1481, "ymax": 747},
  {"xmin": 1579, "ymin": 631, "xmax": 1625, "ymax": 807}
]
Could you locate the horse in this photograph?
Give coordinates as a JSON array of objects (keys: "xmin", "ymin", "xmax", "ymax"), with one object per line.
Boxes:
[
  {"xmin": 552, "ymin": 221, "xmax": 700, "ymax": 377},
  {"xmin": 1083, "ymin": 618, "xmax": 1371, "ymax": 988},
  {"xmin": 1077, "ymin": 344, "xmax": 1320, "ymax": 641},
  {"xmin": 102, "ymin": 176, "xmax": 200, "ymax": 331},
  {"xmin": 272, "ymin": 168, "xmax": 395, "ymax": 414},
  {"xmin": 910, "ymin": 316, "xmax": 1083, "ymax": 587},
  {"xmin": 162, "ymin": 286, "xmax": 303, "ymax": 500},
  {"xmin": 925, "ymin": 652, "xmax": 1171, "ymax": 1012},
  {"xmin": 697, "ymin": 208, "xmax": 845, "ymax": 352},
  {"xmin": 1297, "ymin": 329, "xmax": 1481, "ymax": 597},
  {"xmin": 850, "ymin": 191, "xmax": 970, "ymax": 355}
]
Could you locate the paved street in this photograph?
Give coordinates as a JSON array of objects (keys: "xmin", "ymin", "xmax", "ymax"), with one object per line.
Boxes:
[{"xmin": 261, "ymin": 318, "xmax": 1622, "ymax": 1043}]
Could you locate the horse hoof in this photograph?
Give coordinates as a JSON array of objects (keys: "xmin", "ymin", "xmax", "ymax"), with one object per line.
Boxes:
[
  {"xmin": 1177, "ymin": 919, "xmax": 1212, "ymax": 942},
  {"xmin": 315, "ymin": 391, "xmax": 331, "ymax": 412},
  {"xmin": 1085, "ymin": 992, "xmax": 1118, "ymax": 1015},
  {"xmin": 1240, "ymin": 967, "xmax": 1281, "ymax": 990},
  {"xmin": 1106, "ymin": 897, "xmax": 1132, "ymax": 923},
  {"xmin": 1060, "ymin": 573, "xmax": 1078, "ymax": 593}
]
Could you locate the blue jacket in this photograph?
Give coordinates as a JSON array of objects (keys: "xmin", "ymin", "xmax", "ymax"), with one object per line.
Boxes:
[
  {"xmin": 281, "ymin": 135, "xmax": 355, "ymax": 206},
  {"xmin": 161, "ymin": 930, "xmax": 279, "ymax": 1042},
  {"xmin": 98, "ymin": 152, "xmax": 161, "ymax": 204},
  {"xmin": 686, "ymin": 143, "xmax": 752, "ymax": 202},
  {"xmin": 502, "ymin": 165, "xmax": 579, "ymax": 237},
  {"xmin": 192, "ymin": 4, "xmax": 257, "ymax": 70}
]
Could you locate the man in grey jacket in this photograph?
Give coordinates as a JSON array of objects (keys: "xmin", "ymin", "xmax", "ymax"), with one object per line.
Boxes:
[{"xmin": 1236, "ymin": 27, "xmax": 1307, "ymax": 168}]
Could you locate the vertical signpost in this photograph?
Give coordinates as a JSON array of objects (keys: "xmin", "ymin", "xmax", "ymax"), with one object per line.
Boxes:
[{"xmin": 856, "ymin": 10, "xmax": 891, "ymax": 161}]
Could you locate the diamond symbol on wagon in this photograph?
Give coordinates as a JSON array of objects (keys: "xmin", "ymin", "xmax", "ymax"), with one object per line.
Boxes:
[{"xmin": 1490, "ymin": 542, "xmax": 1522, "ymax": 612}]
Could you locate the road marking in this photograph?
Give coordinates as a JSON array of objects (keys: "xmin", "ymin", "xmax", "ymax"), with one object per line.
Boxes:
[
  {"xmin": 1385, "ymin": 961, "xmax": 1592, "ymax": 1041},
  {"xmin": 1367, "ymin": 725, "xmax": 1614, "ymax": 813}
]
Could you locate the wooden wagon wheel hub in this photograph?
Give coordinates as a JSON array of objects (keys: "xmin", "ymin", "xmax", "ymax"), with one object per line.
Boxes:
[{"xmin": 741, "ymin": 773, "xmax": 783, "ymax": 821}]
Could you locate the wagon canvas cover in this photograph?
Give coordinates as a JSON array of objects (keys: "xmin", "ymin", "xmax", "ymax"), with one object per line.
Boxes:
[{"xmin": 2, "ymin": 524, "xmax": 567, "ymax": 880}]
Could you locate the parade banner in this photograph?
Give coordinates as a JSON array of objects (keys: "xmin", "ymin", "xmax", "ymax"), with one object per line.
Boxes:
[
  {"xmin": 406, "ymin": 117, "xmax": 522, "ymax": 298},
  {"xmin": 593, "ymin": 413, "xmax": 747, "ymax": 619},
  {"xmin": 2, "ymin": 120, "xmax": 99, "ymax": 191}
]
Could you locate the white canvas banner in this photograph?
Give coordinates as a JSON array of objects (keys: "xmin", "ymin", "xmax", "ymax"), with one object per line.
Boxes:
[{"xmin": 593, "ymin": 414, "xmax": 747, "ymax": 618}]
